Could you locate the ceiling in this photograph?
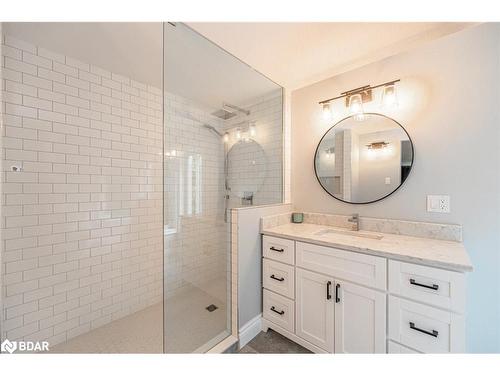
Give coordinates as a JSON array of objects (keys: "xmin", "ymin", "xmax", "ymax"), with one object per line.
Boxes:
[
  {"xmin": 3, "ymin": 22, "xmax": 474, "ymax": 108},
  {"xmin": 164, "ymin": 23, "xmax": 281, "ymax": 112},
  {"xmin": 3, "ymin": 22, "xmax": 280, "ymax": 111},
  {"xmin": 188, "ymin": 22, "xmax": 474, "ymax": 89},
  {"xmin": 3, "ymin": 22, "xmax": 163, "ymax": 87}
]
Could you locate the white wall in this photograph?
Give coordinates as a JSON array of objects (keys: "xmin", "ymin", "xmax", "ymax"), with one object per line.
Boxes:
[
  {"xmin": 291, "ymin": 23, "xmax": 500, "ymax": 352},
  {"xmin": 0, "ymin": 35, "xmax": 163, "ymax": 346}
]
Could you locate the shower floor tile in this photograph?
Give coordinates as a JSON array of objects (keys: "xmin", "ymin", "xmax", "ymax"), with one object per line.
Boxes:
[
  {"xmin": 51, "ymin": 303, "xmax": 163, "ymax": 353},
  {"xmin": 165, "ymin": 281, "xmax": 229, "ymax": 353},
  {"xmin": 50, "ymin": 280, "xmax": 229, "ymax": 353}
]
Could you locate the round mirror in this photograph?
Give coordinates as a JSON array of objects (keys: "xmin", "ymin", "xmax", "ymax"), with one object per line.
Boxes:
[
  {"xmin": 227, "ymin": 139, "xmax": 267, "ymax": 199},
  {"xmin": 314, "ymin": 113, "xmax": 414, "ymax": 204}
]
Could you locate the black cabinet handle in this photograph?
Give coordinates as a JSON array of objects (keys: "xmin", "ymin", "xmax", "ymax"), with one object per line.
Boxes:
[
  {"xmin": 410, "ymin": 278, "xmax": 439, "ymax": 291},
  {"xmin": 270, "ymin": 274, "xmax": 284, "ymax": 282},
  {"xmin": 270, "ymin": 246, "xmax": 284, "ymax": 253},
  {"xmin": 409, "ymin": 322, "xmax": 438, "ymax": 337},
  {"xmin": 270, "ymin": 306, "xmax": 285, "ymax": 315},
  {"xmin": 326, "ymin": 281, "xmax": 332, "ymax": 300},
  {"xmin": 335, "ymin": 283, "xmax": 341, "ymax": 303}
]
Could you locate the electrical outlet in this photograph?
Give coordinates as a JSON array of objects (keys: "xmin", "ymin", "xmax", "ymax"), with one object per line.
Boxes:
[{"xmin": 427, "ymin": 195, "xmax": 450, "ymax": 213}]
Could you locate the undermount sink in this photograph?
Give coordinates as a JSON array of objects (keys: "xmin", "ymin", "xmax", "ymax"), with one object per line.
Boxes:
[{"xmin": 313, "ymin": 228, "xmax": 384, "ymax": 240}]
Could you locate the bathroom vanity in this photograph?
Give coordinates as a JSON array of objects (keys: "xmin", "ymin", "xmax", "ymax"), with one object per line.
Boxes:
[{"xmin": 259, "ymin": 214, "xmax": 472, "ymax": 354}]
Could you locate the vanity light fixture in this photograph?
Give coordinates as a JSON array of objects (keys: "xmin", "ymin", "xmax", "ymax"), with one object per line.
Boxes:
[
  {"xmin": 325, "ymin": 147, "xmax": 335, "ymax": 159},
  {"xmin": 318, "ymin": 79, "xmax": 400, "ymax": 117},
  {"xmin": 366, "ymin": 141, "xmax": 389, "ymax": 150},
  {"xmin": 322, "ymin": 103, "xmax": 333, "ymax": 121},
  {"xmin": 381, "ymin": 83, "xmax": 398, "ymax": 109},
  {"xmin": 348, "ymin": 93, "xmax": 365, "ymax": 121},
  {"xmin": 249, "ymin": 122, "xmax": 257, "ymax": 137}
]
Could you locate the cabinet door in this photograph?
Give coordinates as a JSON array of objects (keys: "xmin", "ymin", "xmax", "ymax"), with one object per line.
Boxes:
[
  {"xmin": 334, "ymin": 280, "xmax": 386, "ymax": 353},
  {"xmin": 296, "ymin": 268, "xmax": 334, "ymax": 352}
]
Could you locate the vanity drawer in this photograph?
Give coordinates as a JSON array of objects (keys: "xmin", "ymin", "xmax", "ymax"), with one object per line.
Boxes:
[
  {"xmin": 263, "ymin": 258, "xmax": 295, "ymax": 299},
  {"xmin": 387, "ymin": 340, "xmax": 421, "ymax": 353},
  {"xmin": 388, "ymin": 260, "xmax": 465, "ymax": 313},
  {"xmin": 263, "ymin": 289, "xmax": 295, "ymax": 332},
  {"xmin": 388, "ymin": 296, "xmax": 465, "ymax": 353},
  {"xmin": 263, "ymin": 235, "xmax": 295, "ymax": 265},
  {"xmin": 296, "ymin": 241, "xmax": 387, "ymax": 290}
]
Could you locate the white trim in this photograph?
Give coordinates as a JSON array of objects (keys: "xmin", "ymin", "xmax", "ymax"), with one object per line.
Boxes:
[
  {"xmin": 238, "ymin": 314, "xmax": 262, "ymax": 349},
  {"xmin": 206, "ymin": 334, "xmax": 238, "ymax": 354}
]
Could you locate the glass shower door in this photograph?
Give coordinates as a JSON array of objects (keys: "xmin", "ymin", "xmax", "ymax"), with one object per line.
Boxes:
[
  {"xmin": 163, "ymin": 22, "xmax": 284, "ymax": 352},
  {"xmin": 163, "ymin": 23, "xmax": 231, "ymax": 353}
]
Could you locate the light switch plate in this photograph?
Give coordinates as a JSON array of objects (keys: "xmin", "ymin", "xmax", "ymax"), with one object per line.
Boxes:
[{"xmin": 427, "ymin": 195, "xmax": 450, "ymax": 213}]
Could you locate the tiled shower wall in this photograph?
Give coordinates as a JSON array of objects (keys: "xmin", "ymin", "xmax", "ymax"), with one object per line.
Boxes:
[
  {"xmin": 163, "ymin": 91, "xmax": 227, "ymax": 300},
  {"xmin": 224, "ymin": 92, "xmax": 283, "ymax": 208},
  {"xmin": 0, "ymin": 35, "xmax": 163, "ymax": 346}
]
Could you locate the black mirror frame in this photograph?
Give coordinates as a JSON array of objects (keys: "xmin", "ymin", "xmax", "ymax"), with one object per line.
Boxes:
[{"xmin": 313, "ymin": 113, "xmax": 415, "ymax": 205}]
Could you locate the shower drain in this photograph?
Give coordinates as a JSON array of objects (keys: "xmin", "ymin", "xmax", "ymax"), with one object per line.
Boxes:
[{"xmin": 206, "ymin": 304, "xmax": 218, "ymax": 312}]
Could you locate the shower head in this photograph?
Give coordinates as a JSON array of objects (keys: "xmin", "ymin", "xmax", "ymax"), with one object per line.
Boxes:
[
  {"xmin": 211, "ymin": 102, "xmax": 250, "ymax": 120},
  {"xmin": 222, "ymin": 102, "xmax": 250, "ymax": 116},
  {"xmin": 203, "ymin": 124, "xmax": 224, "ymax": 138},
  {"xmin": 211, "ymin": 108, "xmax": 237, "ymax": 120}
]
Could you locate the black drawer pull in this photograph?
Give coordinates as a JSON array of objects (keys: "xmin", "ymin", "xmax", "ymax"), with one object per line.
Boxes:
[
  {"xmin": 270, "ymin": 306, "xmax": 285, "ymax": 315},
  {"xmin": 335, "ymin": 283, "xmax": 341, "ymax": 303},
  {"xmin": 270, "ymin": 274, "xmax": 284, "ymax": 282},
  {"xmin": 409, "ymin": 322, "xmax": 438, "ymax": 337},
  {"xmin": 326, "ymin": 281, "xmax": 332, "ymax": 300},
  {"xmin": 410, "ymin": 278, "xmax": 439, "ymax": 290},
  {"xmin": 270, "ymin": 246, "xmax": 284, "ymax": 253}
]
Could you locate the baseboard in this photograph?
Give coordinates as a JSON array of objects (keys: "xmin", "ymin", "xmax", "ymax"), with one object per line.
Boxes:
[{"xmin": 238, "ymin": 314, "xmax": 262, "ymax": 349}]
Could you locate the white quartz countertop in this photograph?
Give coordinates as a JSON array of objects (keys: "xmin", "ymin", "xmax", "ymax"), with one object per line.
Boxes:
[{"xmin": 262, "ymin": 223, "xmax": 473, "ymax": 272}]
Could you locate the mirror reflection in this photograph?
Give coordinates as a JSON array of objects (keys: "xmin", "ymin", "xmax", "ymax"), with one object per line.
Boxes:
[
  {"xmin": 314, "ymin": 113, "xmax": 413, "ymax": 204},
  {"xmin": 227, "ymin": 139, "xmax": 268, "ymax": 206}
]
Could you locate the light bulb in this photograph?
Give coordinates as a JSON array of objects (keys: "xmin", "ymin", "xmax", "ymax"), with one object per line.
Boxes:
[
  {"xmin": 322, "ymin": 103, "xmax": 332, "ymax": 121},
  {"xmin": 223, "ymin": 132, "xmax": 229, "ymax": 143},
  {"xmin": 348, "ymin": 94, "xmax": 364, "ymax": 121},
  {"xmin": 249, "ymin": 122, "xmax": 256, "ymax": 137},
  {"xmin": 236, "ymin": 128, "xmax": 241, "ymax": 140},
  {"xmin": 381, "ymin": 84, "xmax": 398, "ymax": 109}
]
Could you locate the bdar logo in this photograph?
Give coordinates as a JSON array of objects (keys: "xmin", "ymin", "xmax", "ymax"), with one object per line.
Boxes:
[{"xmin": 1, "ymin": 339, "xmax": 17, "ymax": 354}]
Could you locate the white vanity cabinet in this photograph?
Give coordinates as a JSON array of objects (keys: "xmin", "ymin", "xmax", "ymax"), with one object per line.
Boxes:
[
  {"xmin": 295, "ymin": 268, "xmax": 334, "ymax": 351},
  {"xmin": 334, "ymin": 279, "xmax": 386, "ymax": 353},
  {"xmin": 261, "ymin": 234, "xmax": 467, "ymax": 354}
]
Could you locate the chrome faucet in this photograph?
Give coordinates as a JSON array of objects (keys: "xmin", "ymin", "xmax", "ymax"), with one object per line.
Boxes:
[{"xmin": 348, "ymin": 213, "xmax": 359, "ymax": 231}]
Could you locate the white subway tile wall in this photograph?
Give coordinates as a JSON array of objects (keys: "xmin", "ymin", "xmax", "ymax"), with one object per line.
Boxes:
[{"xmin": 1, "ymin": 35, "xmax": 163, "ymax": 346}]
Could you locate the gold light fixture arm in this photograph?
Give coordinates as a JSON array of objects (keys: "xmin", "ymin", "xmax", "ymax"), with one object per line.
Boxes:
[{"xmin": 318, "ymin": 79, "xmax": 400, "ymax": 105}]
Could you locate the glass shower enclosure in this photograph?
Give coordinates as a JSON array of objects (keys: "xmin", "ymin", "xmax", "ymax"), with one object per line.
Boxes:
[
  {"xmin": 0, "ymin": 22, "xmax": 283, "ymax": 353},
  {"xmin": 162, "ymin": 23, "xmax": 283, "ymax": 352}
]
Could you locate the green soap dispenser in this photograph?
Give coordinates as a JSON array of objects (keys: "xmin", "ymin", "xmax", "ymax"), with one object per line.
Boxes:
[{"xmin": 292, "ymin": 212, "xmax": 304, "ymax": 224}]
